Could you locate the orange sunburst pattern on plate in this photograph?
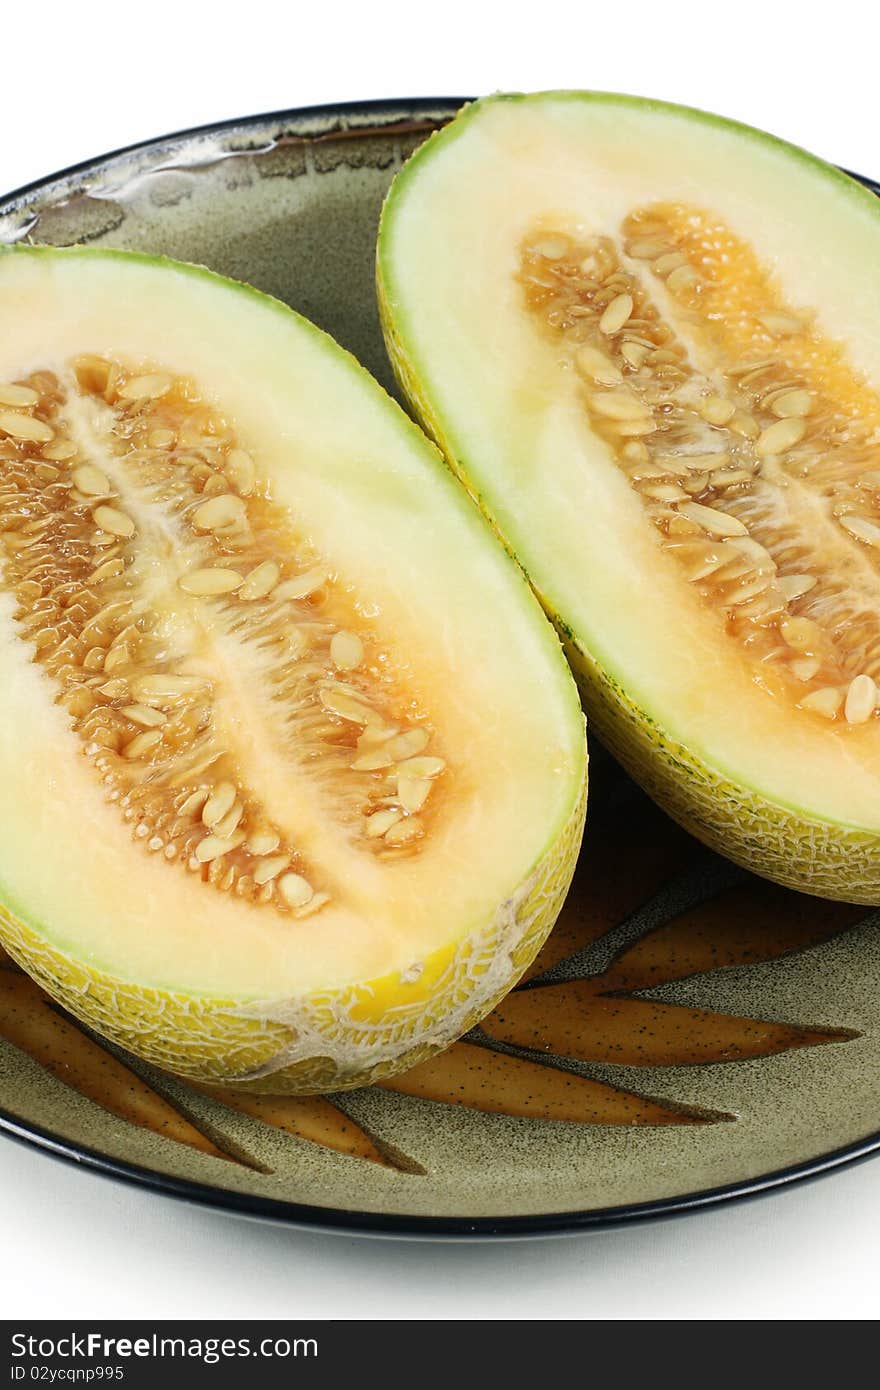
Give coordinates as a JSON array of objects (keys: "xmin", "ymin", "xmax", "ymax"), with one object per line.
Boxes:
[{"xmin": 0, "ymin": 786, "xmax": 865, "ymax": 1170}]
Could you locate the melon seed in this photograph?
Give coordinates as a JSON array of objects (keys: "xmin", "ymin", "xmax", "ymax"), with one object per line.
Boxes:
[
  {"xmin": 678, "ymin": 544, "xmax": 729, "ymax": 581},
  {"xmin": 780, "ymin": 617, "xmax": 821, "ymax": 652},
  {"xmin": 118, "ymin": 373, "xmax": 172, "ymax": 400},
  {"xmin": 397, "ymin": 776, "xmax": 433, "ymax": 813},
  {"xmin": 93, "ymin": 505, "xmax": 135, "ymax": 539},
  {"xmin": 679, "ymin": 503, "xmax": 748, "ymax": 537},
  {"xmin": 758, "ymin": 312, "xmax": 803, "ymax": 338},
  {"xmin": 196, "ymin": 831, "xmax": 246, "ymax": 863},
  {"xmin": 644, "ymin": 484, "xmax": 689, "ymax": 503},
  {"xmin": 729, "ymin": 411, "xmax": 759, "ymax": 440},
  {"xmin": 246, "ymin": 829, "xmax": 281, "ymax": 856},
  {"xmin": 226, "ymin": 448, "xmax": 256, "ymax": 496},
  {"xmin": 0, "ymin": 384, "xmax": 39, "ymax": 408},
  {"xmin": 575, "ymin": 346, "xmax": 623, "ymax": 385},
  {"xmin": 778, "ymin": 573, "xmax": 817, "ymax": 601},
  {"xmin": 123, "ymin": 728, "xmax": 163, "ymax": 760},
  {"xmin": 42, "ymin": 439, "xmax": 77, "ymax": 461},
  {"xmin": 179, "ymin": 567, "xmax": 244, "ymax": 596},
  {"xmin": 239, "ymin": 560, "xmax": 280, "ymax": 601},
  {"xmin": 73, "ymin": 465, "xmax": 112, "ymax": 497},
  {"xmin": 790, "ymin": 656, "xmax": 821, "ymax": 682},
  {"xmin": 292, "ymin": 890, "xmax": 331, "ymax": 918},
  {"xmin": 588, "ymin": 390, "xmax": 651, "ymax": 422},
  {"xmin": 352, "ymin": 746, "xmax": 398, "ymax": 772},
  {"xmin": 698, "ymin": 396, "xmax": 736, "ymax": 427},
  {"xmin": 330, "ymin": 630, "xmax": 364, "ymax": 671},
  {"xmin": 770, "ymin": 390, "xmax": 812, "ymax": 418},
  {"xmin": 385, "ymin": 817, "xmax": 425, "ymax": 846},
  {"xmin": 727, "ymin": 538, "xmax": 775, "ymax": 569},
  {"xmin": 273, "ymin": 567, "xmax": 326, "ymax": 601},
  {"xmin": 178, "ymin": 789, "xmax": 210, "ymax": 819},
  {"xmin": 0, "ymin": 412, "xmax": 54, "ymax": 443},
  {"xmin": 366, "ymin": 808, "xmax": 404, "ymax": 838},
  {"xmin": 845, "ymin": 674, "xmax": 878, "ymax": 725},
  {"xmin": 97, "ymin": 678, "xmax": 130, "ymax": 700},
  {"xmin": 122, "ymin": 705, "xmax": 167, "ymax": 728},
  {"xmin": 147, "ymin": 428, "xmax": 176, "ymax": 449},
  {"xmin": 800, "ymin": 687, "xmax": 843, "ymax": 719},
  {"xmin": 841, "ymin": 515, "xmax": 880, "ymax": 549},
  {"xmin": 620, "ymin": 341, "xmax": 651, "ymax": 369},
  {"xmin": 626, "ymin": 238, "xmax": 668, "ymax": 259},
  {"xmin": 214, "ymin": 801, "xmax": 245, "ymax": 839},
  {"xmin": 385, "ymin": 729, "xmax": 430, "ymax": 761},
  {"xmin": 253, "ymin": 855, "xmax": 290, "ymax": 886},
  {"xmin": 202, "ymin": 782, "xmax": 237, "ymax": 828},
  {"xmin": 653, "ymin": 251, "xmax": 688, "ymax": 275},
  {"xmin": 320, "ymin": 687, "xmax": 376, "ymax": 724},
  {"xmin": 533, "ymin": 236, "xmax": 570, "ymax": 260},
  {"xmin": 666, "ymin": 265, "xmax": 699, "ymax": 294},
  {"xmin": 131, "ymin": 675, "xmax": 208, "ymax": 706},
  {"xmin": 90, "ymin": 557, "xmax": 126, "ymax": 583},
  {"xmin": 192, "ymin": 494, "xmax": 246, "ymax": 532},
  {"xmin": 278, "ymin": 873, "xmax": 314, "ymax": 909},
  {"xmin": 756, "ymin": 417, "xmax": 807, "ymax": 457},
  {"xmin": 598, "ymin": 294, "xmax": 633, "ymax": 335}
]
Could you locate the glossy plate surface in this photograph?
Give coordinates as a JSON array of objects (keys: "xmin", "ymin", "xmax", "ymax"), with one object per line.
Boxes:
[{"xmin": 1, "ymin": 99, "xmax": 879, "ymax": 1236}]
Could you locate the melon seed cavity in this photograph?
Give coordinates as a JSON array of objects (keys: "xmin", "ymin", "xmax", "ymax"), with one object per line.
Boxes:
[
  {"xmin": 520, "ymin": 206, "xmax": 880, "ymax": 726},
  {"xmin": 0, "ymin": 359, "xmax": 447, "ymax": 915}
]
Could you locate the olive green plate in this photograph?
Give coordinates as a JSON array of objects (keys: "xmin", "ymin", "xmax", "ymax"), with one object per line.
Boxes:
[{"xmin": 1, "ymin": 101, "xmax": 879, "ymax": 1236}]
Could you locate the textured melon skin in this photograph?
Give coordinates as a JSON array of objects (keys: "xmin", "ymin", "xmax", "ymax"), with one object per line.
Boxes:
[
  {"xmin": 563, "ymin": 641, "xmax": 880, "ymax": 903},
  {"xmin": 377, "ymin": 222, "xmax": 880, "ymax": 906},
  {"xmin": 0, "ymin": 774, "xmax": 585, "ymax": 1093}
]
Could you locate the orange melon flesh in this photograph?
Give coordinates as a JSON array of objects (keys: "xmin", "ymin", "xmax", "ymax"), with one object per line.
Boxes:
[
  {"xmin": 0, "ymin": 246, "xmax": 586, "ymax": 1091},
  {"xmin": 378, "ymin": 91, "xmax": 880, "ymax": 901}
]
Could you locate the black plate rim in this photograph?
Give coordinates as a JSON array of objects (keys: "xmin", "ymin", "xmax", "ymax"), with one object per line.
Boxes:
[
  {"xmin": 2, "ymin": 1100, "xmax": 880, "ymax": 1240},
  {"xmin": 1, "ymin": 97, "xmax": 878, "ymax": 1239}
]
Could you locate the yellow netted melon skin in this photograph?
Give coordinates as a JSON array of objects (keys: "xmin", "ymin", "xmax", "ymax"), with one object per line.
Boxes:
[
  {"xmin": 378, "ymin": 255, "xmax": 880, "ymax": 907},
  {"xmin": 0, "ymin": 771, "xmax": 585, "ymax": 1093},
  {"xmin": 563, "ymin": 641, "xmax": 880, "ymax": 904}
]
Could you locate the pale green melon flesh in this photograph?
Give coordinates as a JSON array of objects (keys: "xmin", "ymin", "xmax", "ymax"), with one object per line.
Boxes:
[
  {"xmin": 378, "ymin": 91, "xmax": 880, "ymax": 900},
  {"xmin": 0, "ymin": 246, "xmax": 586, "ymax": 1088}
]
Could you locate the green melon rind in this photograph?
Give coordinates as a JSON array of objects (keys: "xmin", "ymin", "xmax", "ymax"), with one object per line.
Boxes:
[
  {"xmin": 0, "ymin": 242, "xmax": 589, "ymax": 1091},
  {"xmin": 0, "ymin": 769, "xmax": 585, "ymax": 1093},
  {"xmin": 376, "ymin": 99, "xmax": 880, "ymax": 902}
]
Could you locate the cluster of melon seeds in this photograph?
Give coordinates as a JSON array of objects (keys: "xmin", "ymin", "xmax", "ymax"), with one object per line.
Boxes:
[
  {"xmin": 0, "ymin": 359, "xmax": 446, "ymax": 915},
  {"xmin": 520, "ymin": 209, "xmax": 880, "ymax": 725}
]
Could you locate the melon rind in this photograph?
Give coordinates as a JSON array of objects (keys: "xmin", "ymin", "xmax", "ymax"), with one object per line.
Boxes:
[
  {"xmin": 0, "ymin": 772, "xmax": 585, "ymax": 1092},
  {"xmin": 376, "ymin": 94, "xmax": 880, "ymax": 902}
]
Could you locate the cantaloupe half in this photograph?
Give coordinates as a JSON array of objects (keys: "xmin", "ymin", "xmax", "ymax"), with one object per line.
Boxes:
[
  {"xmin": 378, "ymin": 91, "xmax": 880, "ymax": 902},
  {"xmin": 0, "ymin": 246, "xmax": 586, "ymax": 1092}
]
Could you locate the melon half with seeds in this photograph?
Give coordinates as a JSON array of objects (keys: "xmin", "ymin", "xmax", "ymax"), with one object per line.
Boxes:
[
  {"xmin": 378, "ymin": 91, "xmax": 880, "ymax": 902},
  {"xmin": 0, "ymin": 247, "xmax": 586, "ymax": 1092}
]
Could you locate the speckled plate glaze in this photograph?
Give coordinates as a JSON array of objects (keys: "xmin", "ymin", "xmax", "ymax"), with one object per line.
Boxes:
[{"xmin": 1, "ymin": 100, "xmax": 880, "ymax": 1237}]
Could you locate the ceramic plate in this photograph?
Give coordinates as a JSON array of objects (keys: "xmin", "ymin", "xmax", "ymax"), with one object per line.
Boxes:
[{"xmin": 1, "ymin": 100, "xmax": 879, "ymax": 1237}]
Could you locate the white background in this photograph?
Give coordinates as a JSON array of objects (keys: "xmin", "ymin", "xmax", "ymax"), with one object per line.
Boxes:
[{"xmin": 2, "ymin": 0, "xmax": 880, "ymax": 1321}]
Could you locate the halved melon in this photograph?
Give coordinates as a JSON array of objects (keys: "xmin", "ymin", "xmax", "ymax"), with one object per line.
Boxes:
[
  {"xmin": 0, "ymin": 246, "xmax": 586, "ymax": 1092},
  {"xmin": 378, "ymin": 91, "xmax": 880, "ymax": 902}
]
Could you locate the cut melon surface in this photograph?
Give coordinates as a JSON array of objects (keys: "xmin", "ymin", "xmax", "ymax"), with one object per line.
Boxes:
[
  {"xmin": 378, "ymin": 91, "xmax": 880, "ymax": 901},
  {"xmin": 0, "ymin": 246, "xmax": 586, "ymax": 1091}
]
